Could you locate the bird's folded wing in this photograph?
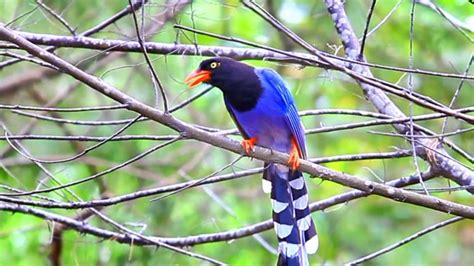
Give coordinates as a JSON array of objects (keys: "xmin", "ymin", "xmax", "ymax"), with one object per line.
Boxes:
[{"xmin": 257, "ymin": 68, "xmax": 307, "ymax": 159}]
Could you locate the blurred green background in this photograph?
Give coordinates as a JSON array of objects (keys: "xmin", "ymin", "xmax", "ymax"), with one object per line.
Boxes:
[{"xmin": 0, "ymin": 0, "xmax": 473, "ymax": 265}]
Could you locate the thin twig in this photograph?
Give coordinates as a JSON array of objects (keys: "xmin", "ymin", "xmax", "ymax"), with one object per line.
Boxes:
[
  {"xmin": 0, "ymin": 0, "xmax": 148, "ymax": 70},
  {"xmin": 173, "ymin": 25, "xmax": 474, "ymax": 124},
  {"xmin": 0, "ymin": 103, "xmax": 128, "ymax": 112},
  {"xmin": 406, "ymin": 185, "xmax": 474, "ymax": 193},
  {"xmin": 3, "ymin": 115, "xmax": 142, "ymax": 164},
  {"xmin": 347, "ymin": 216, "xmax": 464, "ymax": 265},
  {"xmin": 36, "ymin": 0, "xmax": 76, "ymax": 35},
  {"xmin": 416, "ymin": 0, "xmax": 473, "ymax": 41},
  {"xmin": 150, "ymin": 155, "xmax": 244, "ymax": 202},
  {"xmin": 128, "ymin": 0, "xmax": 168, "ymax": 112},
  {"xmin": 0, "ymin": 137, "xmax": 182, "ymax": 197},
  {"xmin": 81, "ymin": 0, "xmax": 149, "ymax": 36},
  {"xmin": 440, "ymin": 55, "xmax": 473, "ymax": 140},
  {"xmin": 408, "ymin": 0, "xmax": 429, "ymax": 195},
  {"xmin": 359, "ymin": 0, "xmax": 377, "ymax": 59},
  {"xmin": 1, "ymin": 24, "xmax": 472, "ymax": 219},
  {"xmin": 8, "ymin": 30, "xmax": 474, "ymax": 80},
  {"xmin": 0, "ymin": 51, "xmax": 59, "ymax": 70}
]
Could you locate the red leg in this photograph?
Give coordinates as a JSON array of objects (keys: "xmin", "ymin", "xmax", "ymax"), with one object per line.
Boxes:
[
  {"xmin": 241, "ymin": 137, "xmax": 257, "ymax": 155},
  {"xmin": 288, "ymin": 137, "xmax": 300, "ymax": 170}
]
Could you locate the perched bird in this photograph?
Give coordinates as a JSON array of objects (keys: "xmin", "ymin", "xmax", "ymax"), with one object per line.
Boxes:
[{"xmin": 185, "ymin": 57, "xmax": 318, "ymax": 266}]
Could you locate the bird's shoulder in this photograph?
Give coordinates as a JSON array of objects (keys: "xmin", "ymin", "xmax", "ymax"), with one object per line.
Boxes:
[{"xmin": 255, "ymin": 67, "xmax": 295, "ymax": 106}]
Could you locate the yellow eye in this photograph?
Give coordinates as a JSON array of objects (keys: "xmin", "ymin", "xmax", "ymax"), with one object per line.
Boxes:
[{"xmin": 210, "ymin": 62, "xmax": 219, "ymax": 69}]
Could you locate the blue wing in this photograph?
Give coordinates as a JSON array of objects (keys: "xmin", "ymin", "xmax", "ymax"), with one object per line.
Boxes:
[
  {"xmin": 224, "ymin": 97, "xmax": 251, "ymax": 139},
  {"xmin": 256, "ymin": 68, "xmax": 307, "ymax": 159}
]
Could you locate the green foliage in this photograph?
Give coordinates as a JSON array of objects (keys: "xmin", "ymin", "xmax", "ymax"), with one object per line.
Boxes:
[{"xmin": 0, "ymin": 0, "xmax": 472, "ymax": 266}]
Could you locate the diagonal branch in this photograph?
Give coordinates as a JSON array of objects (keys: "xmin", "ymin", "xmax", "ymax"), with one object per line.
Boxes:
[
  {"xmin": 4, "ymin": 30, "xmax": 473, "ymax": 81},
  {"xmin": 323, "ymin": 0, "xmax": 474, "ymax": 193},
  {"xmin": 347, "ymin": 216, "xmax": 464, "ymax": 265},
  {"xmin": 0, "ymin": 24, "xmax": 473, "ymax": 218},
  {"xmin": 0, "ymin": 170, "xmax": 445, "ymax": 248}
]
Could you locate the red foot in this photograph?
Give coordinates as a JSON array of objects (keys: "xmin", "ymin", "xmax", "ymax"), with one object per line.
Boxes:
[
  {"xmin": 241, "ymin": 137, "xmax": 257, "ymax": 155},
  {"xmin": 288, "ymin": 138, "xmax": 300, "ymax": 170}
]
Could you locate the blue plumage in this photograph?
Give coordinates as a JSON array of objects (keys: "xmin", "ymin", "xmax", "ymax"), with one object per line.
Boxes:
[
  {"xmin": 226, "ymin": 67, "xmax": 318, "ymax": 266},
  {"xmin": 225, "ymin": 68, "xmax": 305, "ymax": 156},
  {"xmin": 186, "ymin": 57, "xmax": 318, "ymax": 266},
  {"xmin": 257, "ymin": 68, "xmax": 307, "ymax": 158}
]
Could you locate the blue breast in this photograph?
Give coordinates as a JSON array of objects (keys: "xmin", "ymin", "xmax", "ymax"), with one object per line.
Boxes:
[{"xmin": 225, "ymin": 70, "xmax": 293, "ymax": 153}]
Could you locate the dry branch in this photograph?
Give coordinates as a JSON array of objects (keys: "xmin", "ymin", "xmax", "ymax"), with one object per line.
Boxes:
[{"xmin": 0, "ymin": 24, "xmax": 472, "ymax": 218}]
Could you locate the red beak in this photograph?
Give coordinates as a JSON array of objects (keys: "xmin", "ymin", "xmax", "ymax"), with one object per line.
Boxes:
[{"xmin": 184, "ymin": 70, "xmax": 211, "ymax": 88}]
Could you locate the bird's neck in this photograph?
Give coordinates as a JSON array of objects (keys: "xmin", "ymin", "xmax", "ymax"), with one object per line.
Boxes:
[
  {"xmin": 221, "ymin": 77, "xmax": 263, "ymax": 112},
  {"xmin": 223, "ymin": 91, "xmax": 258, "ymax": 112}
]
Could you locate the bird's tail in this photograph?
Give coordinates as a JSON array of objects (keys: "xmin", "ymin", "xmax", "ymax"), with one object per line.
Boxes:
[{"xmin": 263, "ymin": 163, "xmax": 318, "ymax": 266}]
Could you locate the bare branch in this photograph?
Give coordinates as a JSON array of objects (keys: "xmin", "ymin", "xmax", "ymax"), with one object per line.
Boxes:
[
  {"xmin": 416, "ymin": 0, "xmax": 473, "ymax": 41},
  {"xmin": 81, "ymin": 0, "xmax": 149, "ymax": 37},
  {"xmin": 35, "ymin": 0, "xmax": 76, "ymax": 35},
  {"xmin": 359, "ymin": 0, "xmax": 377, "ymax": 59},
  {"xmin": 0, "ymin": 0, "xmax": 148, "ymax": 69},
  {"xmin": 0, "ymin": 170, "xmax": 444, "ymax": 249},
  {"xmin": 0, "ymin": 137, "xmax": 181, "ymax": 196},
  {"xmin": 347, "ymin": 216, "xmax": 464, "ymax": 265},
  {"xmin": 0, "ymin": 103, "xmax": 128, "ymax": 112},
  {"xmin": 3, "ymin": 30, "xmax": 471, "ymax": 81},
  {"xmin": 128, "ymin": 0, "xmax": 168, "ymax": 112},
  {"xmin": 441, "ymin": 55, "xmax": 473, "ymax": 138},
  {"xmin": 3, "ymin": 115, "xmax": 142, "ymax": 164},
  {"xmin": 0, "ymin": 202, "xmax": 224, "ymax": 265},
  {"xmin": 0, "ymin": 51, "xmax": 59, "ymax": 70},
  {"xmin": 0, "ymin": 25, "xmax": 472, "ymax": 218},
  {"xmin": 323, "ymin": 0, "xmax": 474, "ymax": 194}
]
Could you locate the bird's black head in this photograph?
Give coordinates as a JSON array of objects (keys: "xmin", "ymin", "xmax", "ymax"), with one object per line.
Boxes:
[
  {"xmin": 184, "ymin": 57, "xmax": 258, "ymax": 93},
  {"xmin": 185, "ymin": 57, "xmax": 263, "ymax": 112}
]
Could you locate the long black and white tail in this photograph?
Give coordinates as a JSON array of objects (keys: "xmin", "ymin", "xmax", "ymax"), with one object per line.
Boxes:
[{"xmin": 263, "ymin": 163, "xmax": 318, "ymax": 266}]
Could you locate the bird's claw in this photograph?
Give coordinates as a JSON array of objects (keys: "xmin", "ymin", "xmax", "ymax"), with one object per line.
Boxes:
[
  {"xmin": 288, "ymin": 149, "xmax": 300, "ymax": 170},
  {"xmin": 241, "ymin": 137, "xmax": 257, "ymax": 155},
  {"xmin": 288, "ymin": 139, "xmax": 300, "ymax": 170}
]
